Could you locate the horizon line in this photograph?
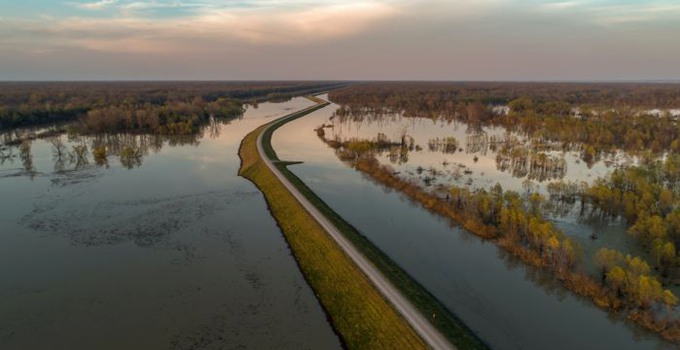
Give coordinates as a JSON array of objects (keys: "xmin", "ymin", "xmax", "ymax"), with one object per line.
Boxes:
[{"xmin": 2, "ymin": 79, "xmax": 680, "ymax": 84}]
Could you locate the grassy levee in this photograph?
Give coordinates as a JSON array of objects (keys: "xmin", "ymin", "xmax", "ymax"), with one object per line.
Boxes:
[
  {"xmin": 273, "ymin": 163, "xmax": 488, "ymax": 350},
  {"xmin": 250, "ymin": 100, "xmax": 489, "ymax": 350},
  {"xmin": 238, "ymin": 103, "xmax": 427, "ymax": 349}
]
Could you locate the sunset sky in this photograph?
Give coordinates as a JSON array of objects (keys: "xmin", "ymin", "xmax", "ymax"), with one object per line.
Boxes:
[{"xmin": 1, "ymin": 0, "xmax": 679, "ymax": 80}]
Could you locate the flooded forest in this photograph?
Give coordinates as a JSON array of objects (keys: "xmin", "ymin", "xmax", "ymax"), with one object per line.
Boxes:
[{"xmin": 318, "ymin": 82, "xmax": 680, "ymax": 344}]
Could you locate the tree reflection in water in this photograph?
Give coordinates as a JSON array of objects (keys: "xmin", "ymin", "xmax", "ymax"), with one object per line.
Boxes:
[{"xmin": 1, "ymin": 128, "xmax": 206, "ymax": 176}]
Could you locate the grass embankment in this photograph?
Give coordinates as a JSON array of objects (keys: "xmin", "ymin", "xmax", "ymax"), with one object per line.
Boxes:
[
  {"xmin": 261, "ymin": 110, "xmax": 488, "ymax": 349},
  {"xmin": 305, "ymin": 94, "xmax": 328, "ymax": 104},
  {"xmin": 254, "ymin": 100, "xmax": 487, "ymax": 349},
  {"xmin": 238, "ymin": 104, "xmax": 427, "ymax": 349}
]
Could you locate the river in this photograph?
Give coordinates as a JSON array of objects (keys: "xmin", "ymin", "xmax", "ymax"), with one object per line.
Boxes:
[{"xmin": 0, "ymin": 97, "xmax": 341, "ymax": 349}]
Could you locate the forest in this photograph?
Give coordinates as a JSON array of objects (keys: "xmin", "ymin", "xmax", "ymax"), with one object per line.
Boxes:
[
  {"xmin": 0, "ymin": 81, "xmax": 344, "ymax": 131},
  {"xmin": 329, "ymin": 82, "xmax": 680, "ymax": 110}
]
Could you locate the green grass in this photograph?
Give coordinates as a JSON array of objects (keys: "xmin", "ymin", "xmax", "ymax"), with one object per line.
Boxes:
[
  {"xmin": 242, "ymin": 98, "xmax": 489, "ymax": 349},
  {"xmin": 275, "ymin": 162, "xmax": 488, "ymax": 349},
  {"xmin": 238, "ymin": 103, "xmax": 427, "ymax": 350}
]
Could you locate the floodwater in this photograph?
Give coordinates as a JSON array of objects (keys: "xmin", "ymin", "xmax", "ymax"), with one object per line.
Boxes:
[
  {"xmin": 316, "ymin": 104, "xmax": 649, "ymax": 273},
  {"xmin": 272, "ymin": 95, "xmax": 673, "ymax": 350},
  {"xmin": 0, "ymin": 97, "xmax": 341, "ymax": 349},
  {"xmin": 325, "ymin": 110, "xmax": 633, "ymax": 195}
]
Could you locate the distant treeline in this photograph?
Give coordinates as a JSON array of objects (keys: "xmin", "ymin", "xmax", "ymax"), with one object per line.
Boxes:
[
  {"xmin": 79, "ymin": 98, "xmax": 243, "ymax": 135},
  {"xmin": 329, "ymin": 82, "xmax": 680, "ymax": 109},
  {"xmin": 0, "ymin": 81, "xmax": 345, "ymax": 131}
]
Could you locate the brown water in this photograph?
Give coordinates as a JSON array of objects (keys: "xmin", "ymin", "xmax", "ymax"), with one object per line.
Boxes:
[
  {"xmin": 0, "ymin": 97, "xmax": 341, "ymax": 349},
  {"xmin": 272, "ymin": 94, "xmax": 674, "ymax": 350}
]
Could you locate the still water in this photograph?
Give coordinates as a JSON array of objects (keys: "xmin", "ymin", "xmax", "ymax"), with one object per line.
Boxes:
[
  {"xmin": 326, "ymin": 109, "xmax": 633, "ymax": 194},
  {"xmin": 272, "ymin": 95, "xmax": 673, "ymax": 350},
  {"xmin": 0, "ymin": 97, "xmax": 341, "ymax": 349}
]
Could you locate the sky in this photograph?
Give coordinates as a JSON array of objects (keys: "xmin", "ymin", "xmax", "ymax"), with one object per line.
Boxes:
[{"xmin": 0, "ymin": 0, "xmax": 679, "ymax": 81}]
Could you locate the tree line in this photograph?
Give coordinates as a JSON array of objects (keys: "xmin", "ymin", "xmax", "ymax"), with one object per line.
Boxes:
[
  {"xmin": 0, "ymin": 81, "xmax": 345, "ymax": 130},
  {"xmin": 78, "ymin": 97, "xmax": 244, "ymax": 134},
  {"xmin": 329, "ymin": 82, "xmax": 680, "ymax": 111}
]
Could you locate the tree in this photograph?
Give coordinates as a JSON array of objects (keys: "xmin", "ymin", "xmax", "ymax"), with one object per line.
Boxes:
[
  {"xmin": 509, "ymin": 96, "xmax": 534, "ymax": 113},
  {"xmin": 92, "ymin": 146, "xmax": 108, "ymax": 167},
  {"xmin": 629, "ymin": 215, "xmax": 668, "ymax": 245},
  {"xmin": 606, "ymin": 266, "xmax": 626, "ymax": 295},
  {"xmin": 659, "ymin": 189, "xmax": 674, "ymax": 215},
  {"xmin": 652, "ymin": 239, "xmax": 676, "ymax": 275},
  {"xmin": 594, "ymin": 248, "xmax": 624, "ymax": 279}
]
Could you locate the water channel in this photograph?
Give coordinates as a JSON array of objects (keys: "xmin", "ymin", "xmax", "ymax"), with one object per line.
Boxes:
[{"xmin": 0, "ymin": 97, "xmax": 341, "ymax": 349}]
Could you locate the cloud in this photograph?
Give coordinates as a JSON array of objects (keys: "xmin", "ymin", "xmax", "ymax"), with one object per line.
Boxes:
[
  {"xmin": 541, "ymin": 1, "xmax": 582, "ymax": 10},
  {"xmin": 2, "ymin": 0, "xmax": 679, "ymax": 80},
  {"xmin": 22, "ymin": 1, "xmax": 399, "ymax": 53},
  {"xmin": 71, "ymin": 0, "xmax": 118, "ymax": 10},
  {"xmin": 536, "ymin": 0, "xmax": 680, "ymax": 26},
  {"xmin": 121, "ymin": 1, "xmax": 200, "ymax": 10},
  {"xmin": 201, "ymin": 2, "xmax": 399, "ymax": 44}
]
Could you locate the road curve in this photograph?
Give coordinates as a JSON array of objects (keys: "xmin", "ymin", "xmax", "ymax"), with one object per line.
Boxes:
[{"xmin": 256, "ymin": 100, "xmax": 456, "ymax": 350}]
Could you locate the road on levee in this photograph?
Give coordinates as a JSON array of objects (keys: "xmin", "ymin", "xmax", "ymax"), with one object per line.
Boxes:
[{"xmin": 256, "ymin": 100, "xmax": 456, "ymax": 350}]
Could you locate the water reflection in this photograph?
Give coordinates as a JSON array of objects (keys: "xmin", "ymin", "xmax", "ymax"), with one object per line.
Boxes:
[
  {"xmin": 0, "ymin": 96, "xmax": 341, "ymax": 349},
  {"xmin": 495, "ymin": 143, "xmax": 567, "ymax": 182},
  {"xmin": 0, "ymin": 111, "xmax": 237, "ymax": 173},
  {"xmin": 50, "ymin": 137, "xmax": 68, "ymax": 171},
  {"xmin": 0, "ymin": 145, "xmax": 11, "ymax": 164},
  {"xmin": 19, "ymin": 141, "xmax": 35, "ymax": 178},
  {"xmin": 466, "ymin": 130, "xmax": 488, "ymax": 155},
  {"xmin": 2, "ymin": 131, "xmax": 205, "ymax": 176}
]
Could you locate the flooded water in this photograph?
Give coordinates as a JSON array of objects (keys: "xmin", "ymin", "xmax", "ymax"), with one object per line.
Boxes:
[
  {"xmin": 315, "ymin": 100, "xmax": 654, "ymax": 274},
  {"xmin": 326, "ymin": 111, "xmax": 634, "ymax": 195},
  {"xmin": 272, "ymin": 95, "xmax": 673, "ymax": 350},
  {"xmin": 0, "ymin": 97, "xmax": 341, "ymax": 349}
]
